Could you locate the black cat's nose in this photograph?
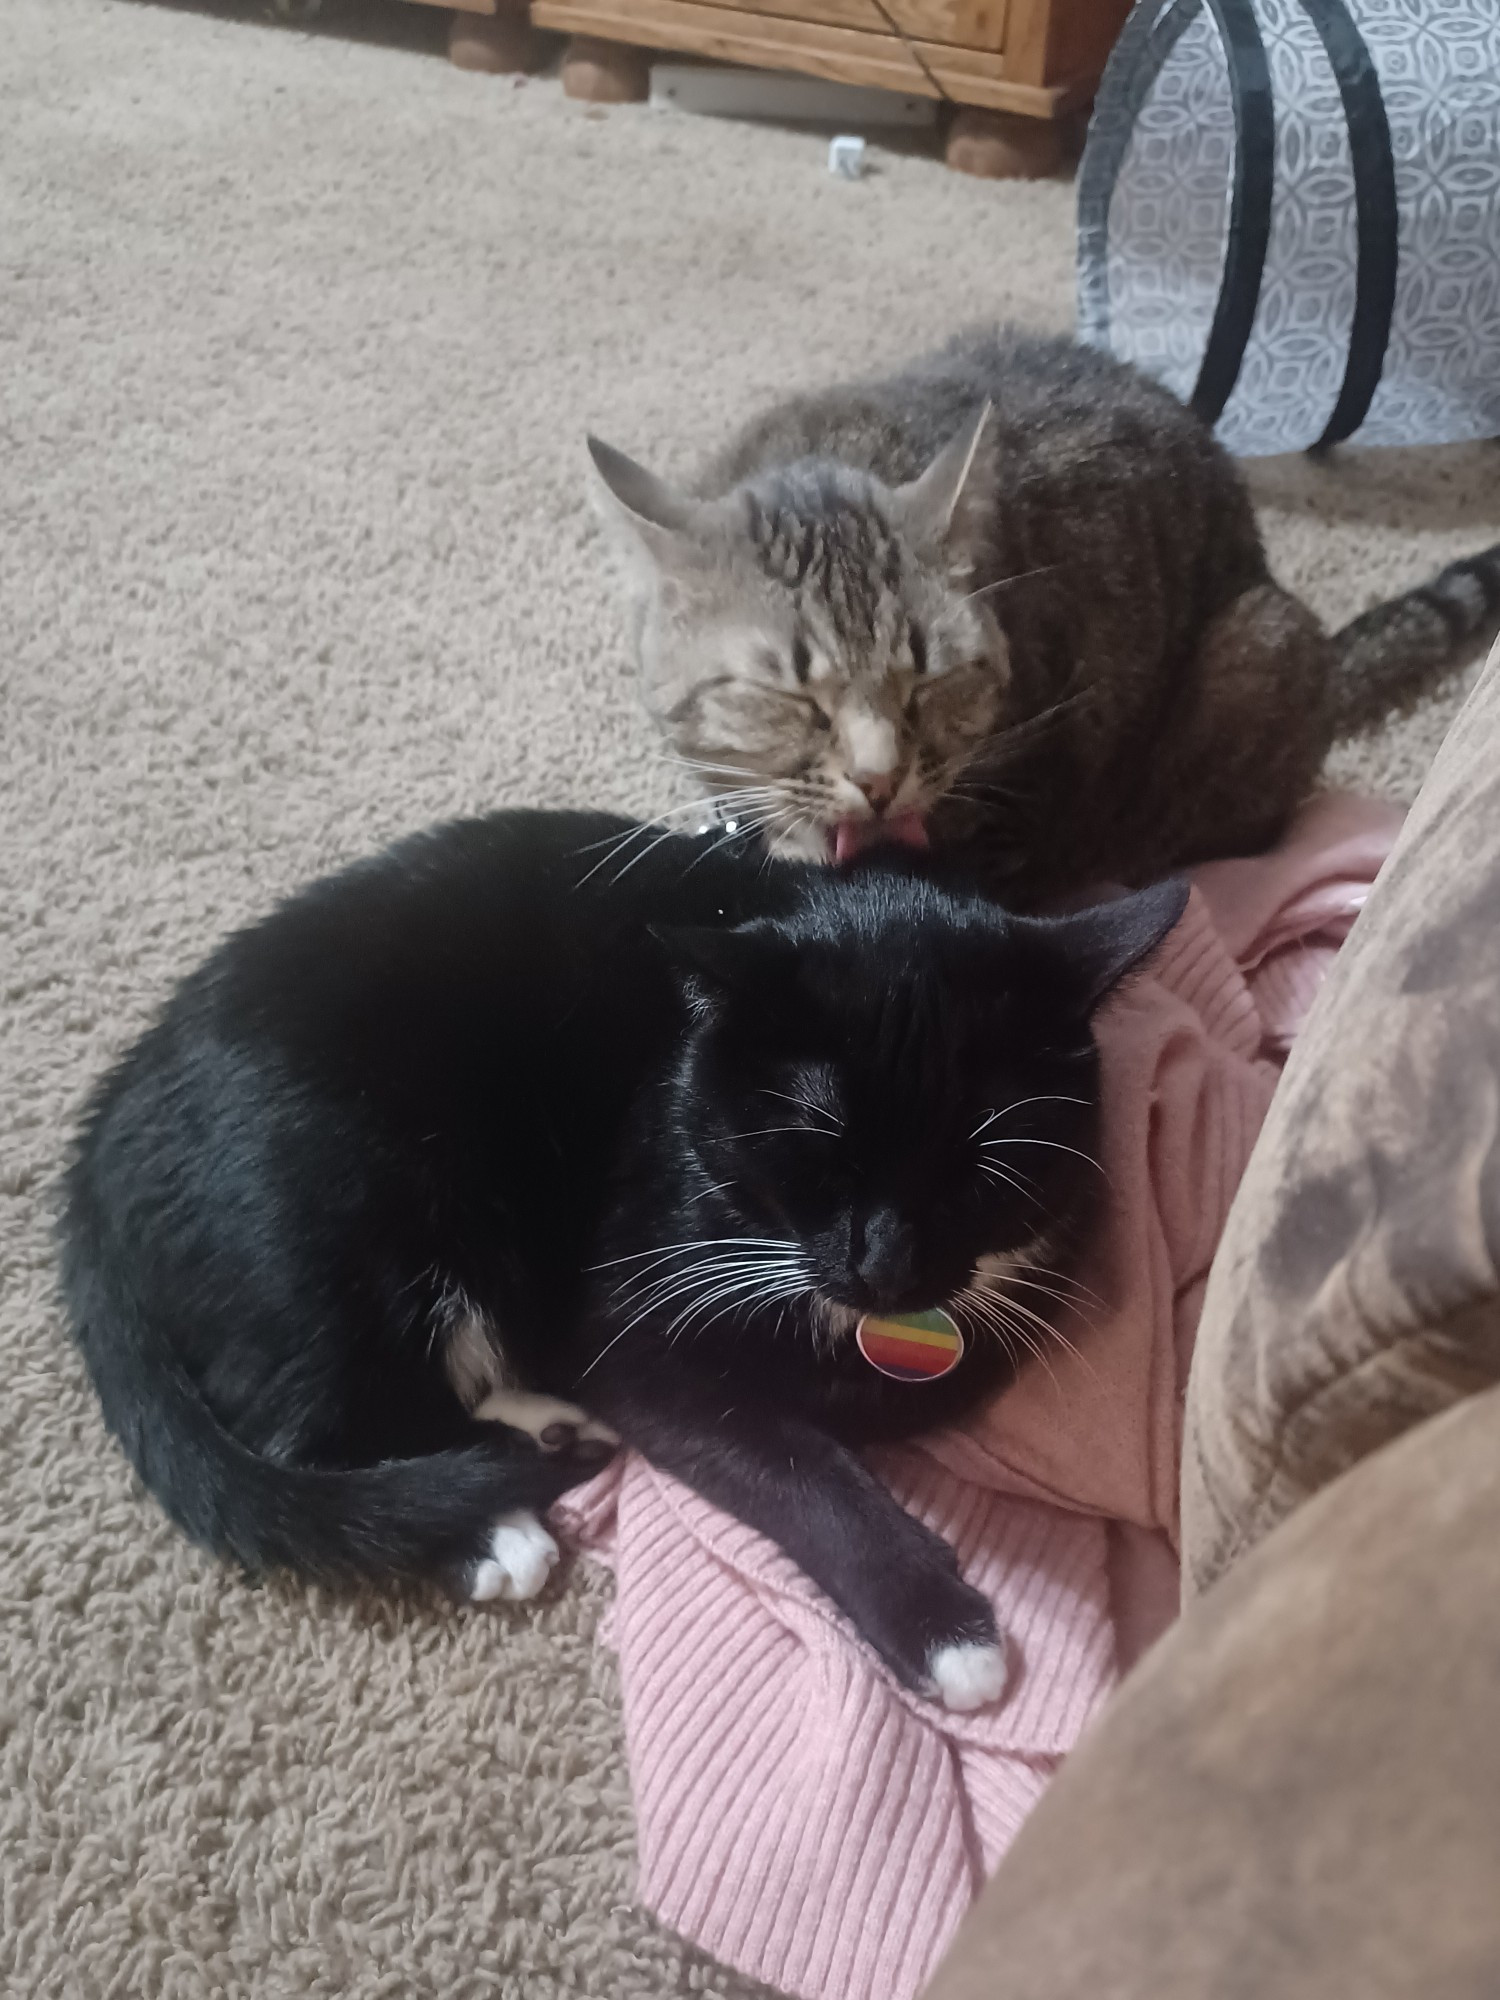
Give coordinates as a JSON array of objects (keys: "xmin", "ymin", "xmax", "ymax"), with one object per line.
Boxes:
[{"xmin": 850, "ymin": 1205, "xmax": 917, "ymax": 1305}]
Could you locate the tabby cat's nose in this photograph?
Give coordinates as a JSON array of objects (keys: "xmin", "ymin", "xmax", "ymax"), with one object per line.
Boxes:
[{"xmin": 853, "ymin": 771, "xmax": 899, "ymax": 812}]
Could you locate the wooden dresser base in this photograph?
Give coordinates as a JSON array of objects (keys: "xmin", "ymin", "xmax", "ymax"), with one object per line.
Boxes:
[{"xmin": 412, "ymin": 0, "xmax": 1123, "ymax": 177}]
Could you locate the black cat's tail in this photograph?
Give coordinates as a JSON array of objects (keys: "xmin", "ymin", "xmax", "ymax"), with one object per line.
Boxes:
[
  {"xmin": 1329, "ymin": 542, "xmax": 1500, "ymax": 736},
  {"xmin": 60, "ymin": 1239, "xmax": 584, "ymax": 1594}
]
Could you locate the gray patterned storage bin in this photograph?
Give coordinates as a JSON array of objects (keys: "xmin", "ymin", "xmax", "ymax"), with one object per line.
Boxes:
[{"xmin": 1078, "ymin": 0, "xmax": 1500, "ymax": 455}]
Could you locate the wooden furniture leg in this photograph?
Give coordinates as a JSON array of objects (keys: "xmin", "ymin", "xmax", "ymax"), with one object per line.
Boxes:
[
  {"xmin": 447, "ymin": 4, "xmax": 540, "ymax": 73},
  {"xmin": 560, "ymin": 35, "xmax": 651, "ymax": 103},
  {"xmin": 945, "ymin": 107, "xmax": 1066, "ymax": 179}
]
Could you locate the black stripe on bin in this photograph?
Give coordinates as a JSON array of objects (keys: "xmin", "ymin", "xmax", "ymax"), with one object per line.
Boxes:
[
  {"xmin": 1189, "ymin": 0, "xmax": 1275, "ymax": 427},
  {"xmin": 1076, "ymin": 0, "xmax": 1201, "ymax": 351},
  {"xmin": 1301, "ymin": 0, "xmax": 1398, "ymax": 448}
]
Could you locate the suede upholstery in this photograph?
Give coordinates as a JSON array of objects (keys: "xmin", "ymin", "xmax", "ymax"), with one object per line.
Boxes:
[
  {"xmin": 922, "ymin": 1385, "xmax": 1500, "ymax": 2000},
  {"xmin": 1183, "ymin": 635, "xmax": 1500, "ymax": 1593}
]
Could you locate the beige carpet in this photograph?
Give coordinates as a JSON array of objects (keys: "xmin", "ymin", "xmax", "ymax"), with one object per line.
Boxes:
[{"xmin": 3, "ymin": 2, "xmax": 1498, "ymax": 1994}]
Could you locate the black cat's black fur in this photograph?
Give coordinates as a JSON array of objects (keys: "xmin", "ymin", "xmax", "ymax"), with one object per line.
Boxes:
[{"xmin": 60, "ymin": 809, "xmax": 1184, "ymax": 1703}]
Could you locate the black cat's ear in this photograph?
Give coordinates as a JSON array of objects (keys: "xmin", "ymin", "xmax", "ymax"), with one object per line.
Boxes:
[
  {"xmin": 1029, "ymin": 877, "xmax": 1190, "ymax": 1011},
  {"xmin": 651, "ymin": 924, "xmax": 785, "ymax": 1001},
  {"xmin": 890, "ymin": 402, "xmax": 993, "ymax": 575}
]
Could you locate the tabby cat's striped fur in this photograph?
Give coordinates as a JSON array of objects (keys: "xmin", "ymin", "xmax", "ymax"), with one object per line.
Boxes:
[{"xmin": 591, "ymin": 327, "xmax": 1500, "ymax": 903}]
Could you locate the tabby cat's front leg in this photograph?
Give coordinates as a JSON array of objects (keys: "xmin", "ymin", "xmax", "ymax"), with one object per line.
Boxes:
[{"xmin": 585, "ymin": 1372, "xmax": 1007, "ymax": 1711}]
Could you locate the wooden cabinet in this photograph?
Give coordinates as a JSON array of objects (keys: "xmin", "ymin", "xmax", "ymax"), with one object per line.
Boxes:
[
  {"xmin": 532, "ymin": 0, "xmax": 1130, "ymax": 150},
  {"xmin": 422, "ymin": 0, "xmax": 1130, "ymax": 173}
]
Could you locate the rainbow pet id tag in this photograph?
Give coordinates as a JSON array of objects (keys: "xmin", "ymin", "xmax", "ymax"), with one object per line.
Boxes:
[{"xmin": 856, "ymin": 1308, "xmax": 964, "ymax": 1382}]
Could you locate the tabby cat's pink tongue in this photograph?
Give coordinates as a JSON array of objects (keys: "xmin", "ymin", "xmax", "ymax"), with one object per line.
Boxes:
[{"xmin": 831, "ymin": 811, "xmax": 929, "ymax": 866}]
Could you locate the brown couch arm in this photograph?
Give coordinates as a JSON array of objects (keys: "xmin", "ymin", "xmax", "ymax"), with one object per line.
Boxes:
[
  {"xmin": 921, "ymin": 1382, "xmax": 1500, "ymax": 2000},
  {"xmin": 1183, "ymin": 634, "xmax": 1500, "ymax": 1594}
]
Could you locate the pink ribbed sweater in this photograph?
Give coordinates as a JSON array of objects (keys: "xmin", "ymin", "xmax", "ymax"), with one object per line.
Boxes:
[{"xmin": 553, "ymin": 794, "xmax": 1402, "ymax": 2000}]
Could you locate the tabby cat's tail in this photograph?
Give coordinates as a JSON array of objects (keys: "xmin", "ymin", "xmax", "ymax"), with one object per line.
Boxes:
[
  {"xmin": 60, "ymin": 1221, "xmax": 581, "ymax": 1592},
  {"xmin": 1329, "ymin": 542, "xmax": 1500, "ymax": 736}
]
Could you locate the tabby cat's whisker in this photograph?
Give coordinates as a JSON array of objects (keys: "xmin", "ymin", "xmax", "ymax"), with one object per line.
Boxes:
[
  {"xmin": 572, "ymin": 818, "xmax": 670, "ymax": 883},
  {"xmin": 982, "ymin": 688, "xmax": 1097, "ymax": 757},
  {"xmin": 604, "ymin": 820, "xmax": 703, "ymax": 888},
  {"xmin": 957, "ymin": 563, "xmax": 1060, "ymax": 604}
]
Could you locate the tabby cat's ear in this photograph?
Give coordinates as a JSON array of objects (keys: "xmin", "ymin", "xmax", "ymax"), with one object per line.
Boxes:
[
  {"xmin": 890, "ymin": 402, "xmax": 994, "ymax": 573},
  {"xmin": 1031, "ymin": 876, "xmax": 1190, "ymax": 1011},
  {"xmin": 588, "ymin": 436, "xmax": 709, "ymax": 577}
]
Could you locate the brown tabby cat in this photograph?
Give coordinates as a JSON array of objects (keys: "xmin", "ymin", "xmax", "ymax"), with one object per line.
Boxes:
[{"xmin": 589, "ymin": 327, "xmax": 1500, "ymax": 903}]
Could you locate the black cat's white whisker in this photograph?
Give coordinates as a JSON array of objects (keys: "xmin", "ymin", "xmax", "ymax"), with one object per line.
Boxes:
[
  {"xmin": 1023, "ymin": 1261, "xmax": 1107, "ymax": 1312},
  {"xmin": 986, "ymin": 1094, "xmax": 1092, "ymax": 1123},
  {"xmin": 618, "ymin": 1250, "xmax": 803, "ymax": 1305},
  {"xmin": 589, "ymin": 1235, "xmax": 799, "ymax": 1271},
  {"xmin": 978, "ymin": 1160, "xmax": 1034, "ymax": 1201},
  {"xmin": 967, "ymin": 1266, "xmax": 1098, "ymax": 1381},
  {"xmin": 663, "ymin": 1269, "xmax": 813, "ymax": 1349},
  {"xmin": 761, "ymin": 1086, "xmax": 840, "ymax": 1125},
  {"xmin": 731, "ymin": 1125, "xmax": 838, "ymax": 1142},
  {"xmin": 612, "ymin": 1249, "xmax": 809, "ymax": 1323},
  {"xmin": 612, "ymin": 1259, "xmax": 798, "ymax": 1319},
  {"xmin": 998, "ymin": 1268, "xmax": 1105, "ymax": 1323},
  {"xmin": 992, "ymin": 1285, "xmax": 1087, "ymax": 1369},
  {"xmin": 991, "ymin": 1136, "xmax": 1109, "ymax": 1182},
  {"xmin": 996, "ymin": 1317, "xmax": 1062, "ymax": 1392},
  {"xmin": 684, "ymin": 1178, "xmax": 739, "ymax": 1207},
  {"xmin": 977, "ymin": 1146, "xmax": 1041, "ymax": 1189},
  {"xmin": 951, "ymin": 1287, "xmax": 1034, "ymax": 1377},
  {"xmin": 608, "ymin": 1259, "xmax": 794, "ymax": 1312},
  {"xmin": 959, "ymin": 1286, "xmax": 1062, "ymax": 1392},
  {"xmin": 649, "ymin": 1263, "xmax": 811, "ymax": 1347}
]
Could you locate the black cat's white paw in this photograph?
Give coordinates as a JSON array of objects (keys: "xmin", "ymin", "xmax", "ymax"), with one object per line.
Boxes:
[
  {"xmin": 858, "ymin": 1556, "xmax": 1009, "ymax": 1709},
  {"xmin": 468, "ymin": 1509, "xmax": 560, "ymax": 1602},
  {"xmin": 927, "ymin": 1636, "xmax": 1009, "ymax": 1712}
]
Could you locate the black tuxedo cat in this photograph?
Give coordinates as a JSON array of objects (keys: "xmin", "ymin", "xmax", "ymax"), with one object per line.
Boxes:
[{"xmin": 60, "ymin": 810, "xmax": 1183, "ymax": 1709}]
